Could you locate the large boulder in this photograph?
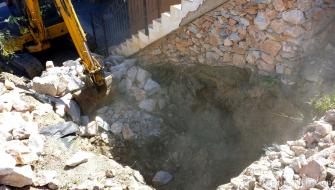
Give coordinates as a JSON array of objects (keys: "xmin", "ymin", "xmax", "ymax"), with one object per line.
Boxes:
[{"xmin": 0, "ymin": 165, "xmax": 34, "ymax": 187}]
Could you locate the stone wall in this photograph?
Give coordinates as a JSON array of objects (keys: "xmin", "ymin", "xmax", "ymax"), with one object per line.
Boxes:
[{"xmin": 135, "ymin": 0, "xmax": 335, "ymax": 77}]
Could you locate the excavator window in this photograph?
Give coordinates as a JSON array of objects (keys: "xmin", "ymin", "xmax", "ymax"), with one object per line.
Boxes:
[{"xmin": 38, "ymin": 0, "xmax": 63, "ymax": 27}]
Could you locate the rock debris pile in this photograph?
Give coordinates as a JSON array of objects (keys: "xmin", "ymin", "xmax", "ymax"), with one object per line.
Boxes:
[
  {"xmin": 218, "ymin": 109, "xmax": 335, "ymax": 190},
  {"xmin": 0, "ymin": 57, "xmax": 156, "ymax": 189}
]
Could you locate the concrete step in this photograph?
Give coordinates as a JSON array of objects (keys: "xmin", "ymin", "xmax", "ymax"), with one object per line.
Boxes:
[
  {"xmin": 138, "ymin": 29, "xmax": 149, "ymax": 47},
  {"xmin": 153, "ymin": 18, "xmax": 162, "ymax": 31},
  {"xmin": 112, "ymin": 0, "xmax": 205, "ymax": 56},
  {"xmin": 170, "ymin": 4, "xmax": 182, "ymax": 19}
]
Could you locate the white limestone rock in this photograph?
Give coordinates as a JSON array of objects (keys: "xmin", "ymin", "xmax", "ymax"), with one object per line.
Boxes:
[
  {"xmin": 32, "ymin": 75, "xmax": 59, "ymax": 96},
  {"xmin": 79, "ymin": 121, "xmax": 98, "ymax": 137},
  {"xmin": 4, "ymin": 80, "xmax": 15, "ymax": 90},
  {"xmin": 66, "ymin": 151, "xmax": 93, "ymax": 167},
  {"xmin": 4, "ymin": 140, "xmax": 38, "ymax": 165},
  {"xmin": 33, "ymin": 170, "xmax": 57, "ymax": 187},
  {"xmin": 61, "ymin": 94, "xmax": 81, "ymax": 123},
  {"xmin": 0, "ymin": 151, "xmax": 16, "ymax": 175}
]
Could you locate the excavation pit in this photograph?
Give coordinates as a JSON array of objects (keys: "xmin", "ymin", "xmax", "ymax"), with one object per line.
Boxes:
[{"xmin": 92, "ymin": 63, "xmax": 314, "ymax": 190}]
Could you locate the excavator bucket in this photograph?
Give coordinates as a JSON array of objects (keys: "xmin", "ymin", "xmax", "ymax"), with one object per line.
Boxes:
[{"xmin": 73, "ymin": 73, "xmax": 114, "ymax": 114}]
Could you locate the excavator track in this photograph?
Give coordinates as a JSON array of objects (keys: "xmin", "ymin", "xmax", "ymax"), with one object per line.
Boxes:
[{"xmin": 0, "ymin": 53, "xmax": 43, "ymax": 79}]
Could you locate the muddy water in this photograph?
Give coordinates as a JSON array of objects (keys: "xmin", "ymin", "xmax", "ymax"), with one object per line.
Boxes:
[{"xmin": 118, "ymin": 64, "xmax": 313, "ymax": 190}]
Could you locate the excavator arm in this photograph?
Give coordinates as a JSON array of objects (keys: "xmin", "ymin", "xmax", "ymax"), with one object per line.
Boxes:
[{"xmin": 53, "ymin": 0, "xmax": 106, "ymax": 86}]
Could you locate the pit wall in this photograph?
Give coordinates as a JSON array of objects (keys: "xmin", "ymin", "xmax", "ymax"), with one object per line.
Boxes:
[{"xmin": 135, "ymin": 0, "xmax": 335, "ymax": 77}]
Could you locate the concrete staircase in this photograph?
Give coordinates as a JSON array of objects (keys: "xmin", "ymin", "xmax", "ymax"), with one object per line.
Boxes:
[{"xmin": 111, "ymin": 0, "xmax": 205, "ymax": 56}]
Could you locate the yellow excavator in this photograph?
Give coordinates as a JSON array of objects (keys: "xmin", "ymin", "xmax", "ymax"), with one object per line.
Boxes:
[{"xmin": 2, "ymin": 0, "xmax": 111, "ymax": 88}]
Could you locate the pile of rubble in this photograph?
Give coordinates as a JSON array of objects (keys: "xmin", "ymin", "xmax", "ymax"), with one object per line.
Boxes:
[
  {"xmin": 217, "ymin": 110, "xmax": 335, "ymax": 190},
  {"xmin": 0, "ymin": 57, "xmax": 157, "ymax": 189},
  {"xmin": 0, "ymin": 74, "xmax": 63, "ymax": 188}
]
